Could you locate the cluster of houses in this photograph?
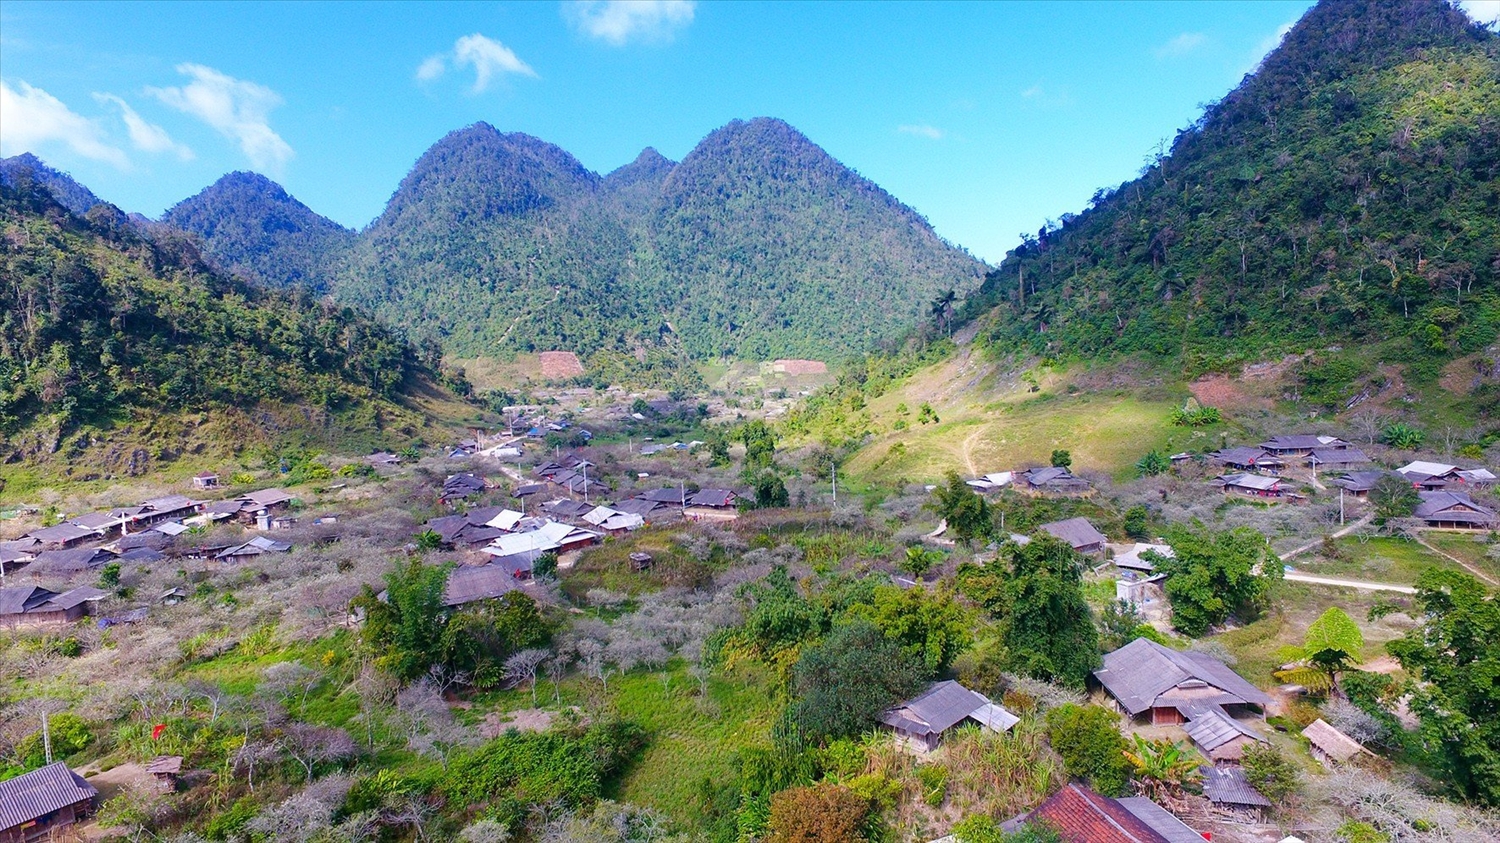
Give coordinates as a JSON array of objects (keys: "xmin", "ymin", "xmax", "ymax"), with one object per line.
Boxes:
[
  {"xmin": 966, "ymin": 466, "xmax": 1093, "ymax": 497},
  {"xmin": 0, "ymin": 481, "xmax": 298, "ymax": 628},
  {"xmin": 1330, "ymin": 460, "xmax": 1498, "ymax": 529}
]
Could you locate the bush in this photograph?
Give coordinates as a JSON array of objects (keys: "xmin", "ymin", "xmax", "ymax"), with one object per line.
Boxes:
[
  {"xmin": 767, "ymin": 783, "xmax": 872, "ymax": 843},
  {"xmin": 1044, "ymin": 704, "xmax": 1130, "ymax": 796},
  {"xmin": 1241, "ymin": 743, "xmax": 1300, "ymax": 804},
  {"xmin": 16, "ymin": 713, "xmax": 94, "ymax": 768}
]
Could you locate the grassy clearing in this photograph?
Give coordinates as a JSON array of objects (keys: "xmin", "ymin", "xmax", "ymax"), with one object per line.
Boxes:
[
  {"xmin": 1292, "ymin": 536, "xmax": 1469, "ymax": 584},
  {"xmin": 1421, "ymin": 532, "xmax": 1500, "ymax": 583}
]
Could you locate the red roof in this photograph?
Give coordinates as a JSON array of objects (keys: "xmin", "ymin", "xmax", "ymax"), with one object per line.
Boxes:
[{"xmin": 1021, "ymin": 783, "xmax": 1171, "ymax": 843}]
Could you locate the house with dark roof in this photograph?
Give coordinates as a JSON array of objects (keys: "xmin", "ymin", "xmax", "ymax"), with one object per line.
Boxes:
[
  {"xmin": 423, "ymin": 513, "xmax": 506, "ymax": 549},
  {"xmin": 1413, "ymin": 491, "xmax": 1496, "ymax": 529},
  {"xmin": 1332, "ymin": 470, "xmax": 1394, "ymax": 497},
  {"xmin": 1092, "ymin": 638, "xmax": 1269, "ymax": 761},
  {"xmin": 1037, "ymin": 517, "xmax": 1108, "ymax": 554},
  {"xmin": 0, "ymin": 585, "xmax": 107, "ymax": 628},
  {"xmin": 0, "ymin": 762, "xmax": 99, "ymax": 842},
  {"xmin": 440, "ymin": 473, "xmax": 488, "ymax": 502},
  {"xmin": 879, "ymin": 680, "xmax": 1018, "ymax": 751},
  {"xmin": 542, "ymin": 499, "xmax": 596, "ymax": 519},
  {"xmin": 26, "ymin": 547, "xmax": 116, "ymax": 577},
  {"xmin": 443, "ymin": 563, "xmax": 522, "ymax": 607},
  {"xmin": 636, "ymin": 486, "xmax": 691, "ymax": 505},
  {"xmin": 1200, "ymin": 764, "xmax": 1271, "ymax": 821},
  {"xmin": 1000, "ymin": 782, "xmax": 1198, "ymax": 843},
  {"xmin": 1258, "ymin": 434, "xmax": 1348, "ymax": 456},
  {"xmin": 1212, "ymin": 473, "xmax": 1287, "ymax": 499},
  {"xmin": 686, "ymin": 489, "xmax": 741, "ymax": 520},
  {"xmin": 215, "ymin": 536, "xmax": 292, "ymax": 561},
  {"xmin": 26, "ymin": 522, "xmax": 101, "ymax": 550},
  {"xmin": 1210, "ymin": 446, "xmax": 1285, "ymax": 474},
  {"xmin": 613, "ymin": 497, "xmax": 669, "ymax": 519},
  {"xmin": 1018, "ymin": 467, "xmax": 1092, "ymax": 496},
  {"xmin": 1307, "ymin": 447, "xmax": 1369, "ymax": 470}
]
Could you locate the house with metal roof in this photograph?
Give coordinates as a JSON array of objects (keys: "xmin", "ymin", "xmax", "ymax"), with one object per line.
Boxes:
[
  {"xmin": 1037, "ymin": 517, "xmax": 1108, "ymax": 554},
  {"xmin": 1092, "ymin": 639, "xmax": 1269, "ymax": 761},
  {"xmin": 26, "ymin": 522, "xmax": 102, "ymax": 550},
  {"xmin": 1114, "ymin": 543, "xmax": 1173, "ymax": 574},
  {"xmin": 0, "ymin": 762, "xmax": 99, "ymax": 842},
  {"xmin": 1200, "ymin": 764, "xmax": 1271, "ymax": 821},
  {"xmin": 215, "ymin": 536, "xmax": 292, "ymax": 561},
  {"xmin": 1017, "ymin": 466, "xmax": 1092, "ymax": 496},
  {"xmin": 1258, "ymin": 434, "xmax": 1349, "ymax": 456},
  {"xmin": 1413, "ymin": 491, "xmax": 1496, "ymax": 529},
  {"xmin": 1212, "ymin": 473, "xmax": 1288, "ymax": 499},
  {"xmin": 0, "ymin": 586, "xmax": 108, "ymax": 628},
  {"xmin": 443, "ymin": 564, "xmax": 522, "ymax": 607},
  {"xmin": 1210, "ymin": 446, "xmax": 1285, "ymax": 474},
  {"xmin": 1331, "ymin": 470, "xmax": 1395, "ymax": 497},
  {"xmin": 879, "ymin": 680, "xmax": 1018, "ymax": 752},
  {"xmin": 1001, "ymin": 782, "xmax": 1196, "ymax": 843}
]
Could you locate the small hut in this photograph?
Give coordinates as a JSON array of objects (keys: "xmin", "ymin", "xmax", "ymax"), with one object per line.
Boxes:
[
  {"xmin": 629, "ymin": 552, "xmax": 654, "ymax": 572},
  {"xmin": 1302, "ymin": 719, "xmax": 1368, "ymax": 768},
  {"xmin": 146, "ymin": 756, "xmax": 183, "ymax": 793}
]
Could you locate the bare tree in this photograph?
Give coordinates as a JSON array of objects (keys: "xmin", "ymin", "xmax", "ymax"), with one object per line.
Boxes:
[
  {"xmin": 261, "ymin": 661, "xmax": 323, "ymax": 715},
  {"xmin": 186, "ymin": 679, "xmax": 231, "ymax": 722},
  {"xmin": 382, "ymin": 793, "xmax": 435, "ymax": 843},
  {"xmin": 1350, "ymin": 407, "xmax": 1385, "ymax": 445},
  {"xmin": 503, "ymin": 648, "xmax": 551, "ymax": 705},
  {"xmin": 282, "ymin": 723, "xmax": 356, "ymax": 782},
  {"xmin": 231, "ymin": 739, "xmax": 280, "ymax": 793},
  {"xmin": 545, "ymin": 652, "xmax": 571, "ymax": 706}
]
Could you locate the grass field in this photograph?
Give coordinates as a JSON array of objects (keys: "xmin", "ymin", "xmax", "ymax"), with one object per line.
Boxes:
[
  {"xmin": 1420, "ymin": 532, "xmax": 1500, "ymax": 583},
  {"xmin": 842, "ymin": 352, "xmax": 1201, "ymax": 484},
  {"xmin": 1292, "ymin": 536, "xmax": 1476, "ymax": 585}
]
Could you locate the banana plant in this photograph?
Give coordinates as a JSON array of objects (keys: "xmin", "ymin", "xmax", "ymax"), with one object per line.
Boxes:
[{"xmin": 1123, "ymin": 734, "xmax": 1203, "ymax": 801}]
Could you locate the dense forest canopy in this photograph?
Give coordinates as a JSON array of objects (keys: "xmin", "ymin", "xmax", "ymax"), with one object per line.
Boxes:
[
  {"xmin": 162, "ymin": 171, "xmax": 356, "ymax": 292},
  {"xmin": 964, "ymin": 0, "xmax": 1499, "ymax": 380},
  {"xmin": 165, "ymin": 118, "xmax": 986, "ymax": 368},
  {"xmin": 0, "ymin": 174, "xmax": 430, "ymax": 438}
]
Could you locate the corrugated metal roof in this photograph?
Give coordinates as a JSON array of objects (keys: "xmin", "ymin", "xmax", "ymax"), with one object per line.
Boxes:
[
  {"xmin": 1093, "ymin": 639, "xmax": 1270, "ymax": 716},
  {"xmin": 0, "ymin": 762, "xmax": 98, "ymax": 830},
  {"xmin": 1200, "ymin": 765, "xmax": 1271, "ymax": 807},
  {"xmin": 879, "ymin": 680, "xmax": 1016, "ymax": 737},
  {"xmin": 1115, "ymin": 798, "xmax": 1203, "ymax": 843},
  {"xmin": 1038, "ymin": 517, "xmax": 1107, "ymax": 549}
]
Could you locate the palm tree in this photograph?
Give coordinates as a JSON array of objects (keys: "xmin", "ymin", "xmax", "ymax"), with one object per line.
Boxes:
[
  {"xmin": 1123, "ymin": 734, "xmax": 1202, "ymax": 802},
  {"xmin": 930, "ymin": 288, "xmax": 957, "ymax": 335},
  {"xmin": 1273, "ymin": 607, "xmax": 1363, "ymax": 696}
]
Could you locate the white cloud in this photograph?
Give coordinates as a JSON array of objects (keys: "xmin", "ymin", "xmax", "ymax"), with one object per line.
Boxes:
[
  {"xmin": 416, "ymin": 34, "xmax": 536, "ymax": 93},
  {"xmin": 565, "ymin": 0, "xmax": 696, "ymax": 46},
  {"xmin": 1457, "ymin": 0, "xmax": 1500, "ymax": 28},
  {"xmin": 897, "ymin": 124, "xmax": 945, "ymax": 140},
  {"xmin": 1154, "ymin": 32, "xmax": 1207, "ymax": 58},
  {"xmin": 0, "ymin": 79, "xmax": 129, "ymax": 168},
  {"xmin": 146, "ymin": 64, "xmax": 292, "ymax": 172},
  {"xmin": 1248, "ymin": 20, "xmax": 1296, "ymax": 72},
  {"xmin": 93, "ymin": 93, "xmax": 194, "ymax": 160}
]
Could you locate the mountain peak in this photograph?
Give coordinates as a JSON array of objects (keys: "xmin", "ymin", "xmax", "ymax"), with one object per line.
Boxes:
[
  {"xmin": 604, "ymin": 147, "xmax": 676, "ymax": 190},
  {"xmin": 0, "ymin": 153, "xmax": 106, "ymax": 216}
]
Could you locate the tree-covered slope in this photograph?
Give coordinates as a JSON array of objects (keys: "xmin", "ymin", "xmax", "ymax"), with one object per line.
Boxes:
[
  {"xmin": 331, "ymin": 119, "xmax": 985, "ymax": 366},
  {"xmin": 966, "ymin": 0, "xmax": 1499, "ymax": 384},
  {"xmin": 0, "ymin": 153, "xmax": 106, "ymax": 217},
  {"xmin": 161, "ymin": 171, "xmax": 355, "ymax": 290},
  {"xmin": 0, "ymin": 180, "xmax": 434, "ymax": 441}
]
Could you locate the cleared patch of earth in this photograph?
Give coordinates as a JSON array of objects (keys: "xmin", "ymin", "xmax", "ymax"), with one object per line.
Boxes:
[
  {"xmin": 482, "ymin": 707, "xmax": 562, "ymax": 737},
  {"xmin": 539, "ymin": 351, "xmax": 585, "ymax": 380}
]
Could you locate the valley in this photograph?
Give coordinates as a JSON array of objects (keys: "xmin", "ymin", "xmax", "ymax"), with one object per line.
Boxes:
[{"xmin": 2, "ymin": 1, "xmax": 1499, "ymax": 842}]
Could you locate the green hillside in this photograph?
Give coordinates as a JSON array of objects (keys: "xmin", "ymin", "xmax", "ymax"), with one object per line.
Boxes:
[
  {"xmin": 0, "ymin": 177, "xmax": 460, "ymax": 480},
  {"xmin": 963, "ymin": 0, "xmax": 1499, "ymax": 413},
  {"xmin": 0, "ymin": 153, "xmax": 107, "ymax": 217},
  {"xmin": 162, "ymin": 171, "xmax": 356, "ymax": 291}
]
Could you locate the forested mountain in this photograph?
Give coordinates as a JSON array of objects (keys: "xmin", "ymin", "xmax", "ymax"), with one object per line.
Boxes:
[
  {"xmin": 0, "ymin": 177, "xmax": 437, "ymax": 444},
  {"xmin": 322, "ymin": 118, "xmax": 985, "ymax": 366},
  {"xmin": 0, "ymin": 153, "xmax": 107, "ymax": 216},
  {"xmin": 965, "ymin": 0, "xmax": 1499, "ymax": 387},
  {"xmin": 161, "ymin": 171, "xmax": 355, "ymax": 290}
]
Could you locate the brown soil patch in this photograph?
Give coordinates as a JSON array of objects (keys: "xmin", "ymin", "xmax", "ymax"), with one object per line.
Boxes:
[
  {"xmin": 1439, "ymin": 353, "xmax": 1485, "ymax": 396},
  {"xmin": 80, "ymin": 761, "xmax": 151, "ymax": 802},
  {"xmin": 771, "ymin": 359, "xmax": 828, "ymax": 376},
  {"xmin": 539, "ymin": 351, "xmax": 585, "ymax": 380},
  {"xmin": 482, "ymin": 707, "xmax": 559, "ymax": 738},
  {"xmin": 1188, "ymin": 374, "xmax": 1271, "ymax": 412}
]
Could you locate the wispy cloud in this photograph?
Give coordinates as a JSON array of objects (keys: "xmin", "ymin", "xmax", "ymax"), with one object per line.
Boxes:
[
  {"xmin": 147, "ymin": 64, "xmax": 292, "ymax": 172},
  {"xmin": 1246, "ymin": 19, "xmax": 1296, "ymax": 73},
  {"xmin": 0, "ymin": 79, "xmax": 129, "ymax": 168},
  {"xmin": 93, "ymin": 93, "xmax": 194, "ymax": 160},
  {"xmin": 1458, "ymin": 0, "xmax": 1500, "ymax": 28},
  {"xmin": 565, "ymin": 0, "xmax": 696, "ymax": 46},
  {"xmin": 897, "ymin": 124, "xmax": 945, "ymax": 140},
  {"xmin": 416, "ymin": 34, "xmax": 537, "ymax": 93},
  {"xmin": 1154, "ymin": 32, "xmax": 1207, "ymax": 59},
  {"xmin": 1020, "ymin": 83, "xmax": 1072, "ymax": 108}
]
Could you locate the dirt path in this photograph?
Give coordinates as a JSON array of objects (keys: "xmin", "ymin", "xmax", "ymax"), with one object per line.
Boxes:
[
  {"xmin": 960, "ymin": 428, "xmax": 986, "ymax": 477},
  {"xmin": 1279, "ymin": 514, "xmax": 1373, "ymax": 561},
  {"xmin": 1282, "ymin": 572, "xmax": 1416, "ymax": 594},
  {"xmin": 1414, "ymin": 535, "xmax": 1498, "ymax": 586}
]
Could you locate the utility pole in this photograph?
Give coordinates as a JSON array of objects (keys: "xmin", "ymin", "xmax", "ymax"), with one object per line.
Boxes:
[
  {"xmin": 42, "ymin": 710, "xmax": 52, "ymax": 764},
  {"xmin": 831, "ymin": 461, "xmax": 837, "ymax": 507},
  {"xmin": 1339, "ymin": 486, "xmax": 1345, "ymax": 526},
  {"xmin": 582, "ymin": 463, "xmax": 589, "ymax": 505}
]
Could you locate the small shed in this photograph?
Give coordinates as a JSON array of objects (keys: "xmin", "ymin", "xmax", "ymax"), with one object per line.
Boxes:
[
  {"xmin": 629, "ymin": 552, "xmax": 654, "ymax": 571},
  {"xmin": 191, "ymin": 471, "xmax": 220, "ymax": 490},
  {"xmin": 879, "ymin": 680, "xmax": 1018, "ymax": 752},
  {"xmin": 145, "ymin": 756, "xmax": 183, "ymax": 793},
  {"xmin": 1302, "ymin": 718, "xmax": 1368, "ymax": 768},
  {"xmin": 1200, "ymin": 765, "xmax": 1271, "ymax": 822}
]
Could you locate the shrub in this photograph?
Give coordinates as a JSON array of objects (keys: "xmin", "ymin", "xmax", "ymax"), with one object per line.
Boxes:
[
  {"xmin": 1044, "ymin": 704, "xmax": 1130, "ymax": 796},
  {"xmin": 1241, "ymin": 742, "xmax": 1300, "ymax": 804},
  {"xmin": 767, "ymin": 783, "xmax": 872, "ymax": 843}
]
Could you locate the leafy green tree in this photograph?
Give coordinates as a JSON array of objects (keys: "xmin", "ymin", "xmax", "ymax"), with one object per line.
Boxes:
[
  {"xmin": 917, "ymin": 402, "xmax": 939, "ymax": 424},
  {"xmin": 1135, "ymin": 450, "xmax": 1169, "ymax": 477},
  {"xmin": 952, "ymin": 815, "xmax": 1063, "ymax": 843},
  {"xmin": 753, "ymin": 472, "xmax": 790, "ymax": 509},
  {"xmin": 929, "ymin": 472, "xmax": 993, "ymax": 545},
  {"xmin": 1157, "ymin": 523, "xmax": 1279, "ymax": 637},
  {"xmin": 356, "ymin": 558, "xmax": 450, "ymax": 681},
  {"xmin": 899, "ymin": 546, "xmax": 942, "ymax": 579},
  {"xmin": 414, "ymin": 529, "xmax": 444, "ymax": 552},
  {"xmin": 15, "ymin": 713, "xmax": 93, "ymax": 769},
  {"xmin": 1273, "ymin": 607, "xmax": 1363, "ymax": 694},
  {"xmin": 1123, "ymin": 735, "xmax": 1201, "ymax": 800},
  {"xmin": 860, "ymin": 585, "xmax": 971, "ymax": 674},
  {"xmin": 441, "ymin": 592, "xmax": 552, "ymax": 689},
  {"xmin": 1002, "ymin": 535, "xmax": 1099, "ymax": 685},
  {"xmin": 1240, "ymin": 743, "xmax": 1301, "ymax": 804},
  {"xmin": 1049, "ymin": 450, "xmax": 1072, "ymax": 469},
  {"xmin": 791, "ymin": 621, "xmax": 926, "ymax": 741},
  {"xmin": 1368, "ymin": 474, "xmax": 1420, "ymax": 524},
  {"xmin": 532, "ymin": 552, "xmax": 558, "ymax": 580},
  {"xmin": 1045, "ymin": 704, "xmax": 1131, "ymax": 796},
  {"xmin": 1097, "ymin": 600, "xmax": 1145, "ymax": 651},
  {"xmin": 1122, "ymin": 505, "xmax": 1151, "ymax": 540},
  {"xmin": 741, "ymin": 420, "xmax": 778, "ymax": 471},
  {"xmin": 1386, "ymin": 570, "xmax": 1500, "ymax": 804},
  {"xmin": 1381, "ymin": 422, "xmax": 1425, "ymax": 450},
  {"xmin": 97, "ymin": 561, "xmax": 122, "ymax": 589}
]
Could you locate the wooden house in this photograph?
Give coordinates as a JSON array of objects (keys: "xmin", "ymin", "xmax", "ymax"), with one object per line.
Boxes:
[
  {"xmin": 1037, "ymin": 517, "xmax": 1108, "ymax": 554},
  {"xmin": 1413, "ymin": 491, "xmax": 1497, "ymax": 530},
  {"xmin": 0, "ymin": 762, "xmax": 99, "ymax": 842},
  {"xmin": 1212, "ymin": 473, "xmax": 1287, "ymax": 499},
  {"xmin": 1001, "ymin": 782, "xmax": 1201, "ymax": 843},
  {"xmin": 1200, "ymin": 765, "xmax": 1270, "ymax": 822},
  {"xmin": 0, "ymin": 586, "xmax": 107, "ymax": 628},
  {"xmin": 879, "ymin": 680, "xmax": 1018, "ymax": 752}
]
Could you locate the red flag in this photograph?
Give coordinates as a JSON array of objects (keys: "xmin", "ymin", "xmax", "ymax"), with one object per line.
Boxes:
[{"xmin": 151, "ymin": 723, "xmax": 166, "ymax": 741}]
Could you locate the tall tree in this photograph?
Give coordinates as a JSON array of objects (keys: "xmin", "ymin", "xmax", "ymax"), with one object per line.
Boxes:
[
  {"xmin": 1156, "ymin": 524, "xmax": 1279, "ymax": 637},
  {"xmin": 1002, "ymin": 535, "xmax": 1099, "ymax": 685},
  {"xmin": 790, "ymin": 620, "xmax": 926, "ymax": 741}
]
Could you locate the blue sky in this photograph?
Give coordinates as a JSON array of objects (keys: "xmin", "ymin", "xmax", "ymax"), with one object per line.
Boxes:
[{"xmin": 3, "ymin": 1, "xmax": 1496, "ymax": 262}]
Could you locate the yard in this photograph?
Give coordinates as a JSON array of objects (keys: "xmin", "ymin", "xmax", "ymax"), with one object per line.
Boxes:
[{"xmin": 1290, "ymin": 535, "xmax": 1478, "ymax": 585}]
